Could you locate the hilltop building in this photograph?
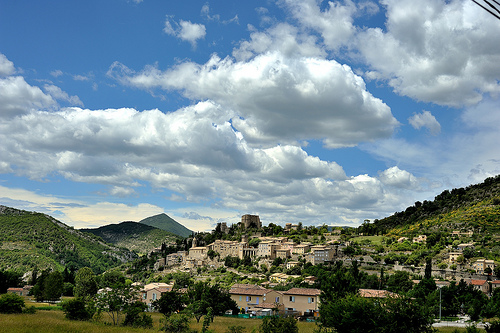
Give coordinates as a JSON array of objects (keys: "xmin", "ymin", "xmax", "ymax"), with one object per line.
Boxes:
[{"xmin": 241, "ymin": 214, "xmax": 261, "ymax": 229}]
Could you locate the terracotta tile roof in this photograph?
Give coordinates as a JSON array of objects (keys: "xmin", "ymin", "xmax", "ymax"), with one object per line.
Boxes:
[
  {"xmin": 7, "ymin": 288, "xmax": 23, "ymax": 292},
  {"xmin": 282, "ymin": 288, "xmax": 321, "ymax": 296},
  {"xmin": 359, "ymin": 289, "xmax": 398, "ymax": 298},
  {"xmin": 229, "ymin": 284, "xmax": 270, "ymax": 296},
  {"xmin": 468, "ymin": 279, "xmax": 488, "ymax": 286}
]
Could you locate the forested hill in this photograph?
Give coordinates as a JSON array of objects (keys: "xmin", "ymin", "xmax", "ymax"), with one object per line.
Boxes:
[
  {"xmin": 140, "ymin": 213, "xmax": 193, "ymax": 238},
  {"xmin": 81, "ymin": 221, "xmax": 181, "ymax": 255},
  {"xmin": 0, "ymin": 206, "xmax": 137, "ymax": 274},
  {"xmin": 371, "ymin": 175, "xmax": 500, "ymax": 233}
]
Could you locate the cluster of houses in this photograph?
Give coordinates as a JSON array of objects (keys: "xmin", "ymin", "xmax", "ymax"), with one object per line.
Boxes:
[
  {"xmin": 155, "ymin": 236, "xmax": 338, "ymax": 271},
  {"xmin": 137, "ymin": 281, "xmax": 321, "ymax": 316},
  {"xmin": 154, "ymin": 215, "xmax": 340, "ymax": 271}
]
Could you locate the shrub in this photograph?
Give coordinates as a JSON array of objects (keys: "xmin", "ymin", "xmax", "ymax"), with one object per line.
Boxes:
[
  {"xmin": 22, "ymin": 305, "xmax": 37, "ymax": 314},
  {"xmin": 61, "ymin": 297, "xmax": 92, "ymax": 321},
  {"xmin": 123, "ymin": 301, "xmax": 153, "ymax": 329},
  {"xmin": 0, "ymin": 293, "xmax": 25, "ymax": 314}
]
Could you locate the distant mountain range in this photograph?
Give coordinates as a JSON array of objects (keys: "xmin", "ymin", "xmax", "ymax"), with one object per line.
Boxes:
[
  {"xmin": 139, "ymin": 213, "xmax": 193, "ymax": 238},
  {"xmin": 81, "ymin": 221, "xmax": 181, "ymax": 255},
  {"xmin": 0, "ymin": 206, "xmax": 137, "ymax": 274}
]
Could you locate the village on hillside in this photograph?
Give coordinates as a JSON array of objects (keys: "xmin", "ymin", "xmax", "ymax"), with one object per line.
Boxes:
[{"xmin": 112, "ymin": 214, "xmax": 498, "ymax": 317}]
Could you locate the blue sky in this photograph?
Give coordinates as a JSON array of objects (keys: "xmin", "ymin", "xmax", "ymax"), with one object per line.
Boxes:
[{"xmin": 1, "ymin": 0, "xmax": 499, "ymax": 231}]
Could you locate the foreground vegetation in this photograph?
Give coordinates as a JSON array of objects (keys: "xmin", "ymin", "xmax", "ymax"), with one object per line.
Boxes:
[{"xmin": 0, "ymin": 309, "xmax": 489, "ymax": 333}]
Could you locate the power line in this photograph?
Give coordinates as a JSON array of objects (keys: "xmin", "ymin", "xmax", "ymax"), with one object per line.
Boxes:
[{"xmin": 472, "ymin": 0, "xmax": 500, "ymax": 20}]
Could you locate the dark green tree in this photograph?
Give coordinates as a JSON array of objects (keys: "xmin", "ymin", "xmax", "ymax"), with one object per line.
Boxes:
[
  {"xmin": 0, "ymin": 269, "xmax": 22, "ymax": 294},
  {"xmin": 61, "ymin": 297, "xmax": 92, "ymax": 321},
  {"xmin": 123, "ymin": 301, "xmax": 153, "ymax": 328},
  {"xmin": 74, "ymin": 267, "xmax": 98, "ymax": 299},
  {"xmin": 153, "ymin": 290, "xmax": 185, "ymax": 317},
  {"xmin": 386, "ymin": 271, "xmax": 413, "ymax": 294},
  {"xmin": 44, "ymin": 270, "xmax": 64, "ymax": 304}
]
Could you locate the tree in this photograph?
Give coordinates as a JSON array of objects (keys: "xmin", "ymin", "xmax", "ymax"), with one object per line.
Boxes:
[
  {"xmin": 74, "ymin": 267, "xmax": 98, "ymax": 299},
  {"xmin": 32, "ymin": 269, "xmax": 50, "ymax": 302},
  {"xmin": 123, "ymin": 301, "xmax": 153, "ymax": 328},
  {"xmin": 186, "ymin": 282, "xmax": 238, "ymax": 322},
  {"xmin": 100, "ymin": 270, "xmax": 126, "ymax": 288},
  {"xmin": 318, "ymin": 293, "xmax": 434, "ymax": 333},
  {"xmin": 260, "ymin": 316, "xmax": 298, "ymax": 333},
  {"xmin": 0, "ymin": 269, "xmax": 22, "ymax": 294},
  {"xmin": 94, "ymin": 285, "xmax": 138, "ymax": 326},
  {"xmin": 44, "ymin": 270, "xmax": 64, "ymax": 304},
  {"xmin": 61, "ymin": 297, "xmax": 92, "ymax": 321},
  {"xmin": 0, "ymin": 293, "xmax": 25, "ymax": 314},
  {"xmin": 154, "ymin": 290, "xmax": 185, "ymax": 317},
  {"xmin": 161, "ymin": 313, "xmax": 191, "ymax": 333},
  {"xmin": 386, "ymin": 271, "xmax": 413, "ymax": 294}
]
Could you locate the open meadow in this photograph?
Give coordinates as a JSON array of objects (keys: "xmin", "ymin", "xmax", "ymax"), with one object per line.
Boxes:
[{"xmin": 0, "ymin": 309, "xmax": 486, "ymax": 333}]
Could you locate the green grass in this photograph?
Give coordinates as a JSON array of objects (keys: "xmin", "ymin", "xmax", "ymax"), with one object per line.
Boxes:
[
  {"xmin": 0, "ymin": 308, "xmax": 483, "ymax": 333},
  {"xmin": 351, "ymin": 235, "xmax": 384, "ymax": 245}
]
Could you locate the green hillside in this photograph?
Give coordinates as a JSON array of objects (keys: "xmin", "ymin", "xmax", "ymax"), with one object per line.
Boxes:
[
  {"xmin": 81, "ymin": 221, "xmax": 181, "ymax": 255},
  {"xmin": 370, "ymin": 175, "xmax": 500, "ymax": 234},
  {"xmin": 0, "ymin": 206, "xmax": 137, "ymax": 274},
  {"xmin": 140, "ymin": 213, "xmax": 192, "ymax": 238}
]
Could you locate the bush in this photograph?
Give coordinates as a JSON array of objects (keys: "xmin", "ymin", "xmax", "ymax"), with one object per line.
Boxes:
[
  {"xmin": 123, "ymin": 301, "xmax": 153, "ymax": 329},
  {"xmin": 22, "ymin": 305, "xmax": 37, "ymax": 314},
  {"xmin": 160, "ymin": 313, "xmax": 191, "ymax": 332},
  {"xmin": 61, "ymin": 297, "xmax": 92, "ymax": 321},
  {"xmin": 0, "ymin": 293, "xmax": 25, "ymax": 314}
]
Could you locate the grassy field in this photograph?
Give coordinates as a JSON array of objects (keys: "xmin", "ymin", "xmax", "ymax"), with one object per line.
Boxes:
[
  {"xmin": 350, "ymin": 235, "xmax": 384, "ymax": 245},
  {"xmin": 0, "ymin": 309, "xmax": 487, "ymax": 333},
  {"xmin": 0, "ymin": 299, "xmax": 485, "ymax": 333}
]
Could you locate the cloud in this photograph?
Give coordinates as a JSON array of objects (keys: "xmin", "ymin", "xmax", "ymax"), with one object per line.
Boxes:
[
  {"xmin": 182, "ymin": 211, "xmax": 214, "ymax": 221},
  {"xmin": 44, "ymin": 84, "xmax": 84, "ymax": 106},
  {"xmin": 108, "ymin": 51, "xmax": 399, "ymax": 149},
  {"xmin": 364, "ymin": 98, "xmax": 500, "ymax": 188},
  {"xmin": 279, "ymin": 0, "xmax": 359, "ymax": 51},
  {"xmin": 0, "ymin": 54, "xmax": 15, "ymax": 77},
  {"xmin": 233, "ymin": 23, "xmax": 325, "ymax": 61},
  {"xmin": 164, "ymin": 16, "xmax": 206, "ymax": 47},
  {"xmin": 50, "ymin": 70, "xmax": 63, "ymax": 78},
  {"xmin": 356, "ymin": 0, "xmax": 500, "ymax": 107},
  {"xmin": 379, "ymin": 166, "xmax": 418, "ymax": 189},
  {"xmin": 73, "ymin": 74, "xmax": 91, "ymax": 81},
  {"xmin": 109, "ymin": 186, "xmax": 136, "ymax": 197},
  {"xmin": 0, "ymin": 76, "xmax": 56, "ymax": 118},
  {"xmin": 201, "ymin": 4, "xmax": 239, "ymax": 24},
  {"xmin": 409, "ymin": 111, "xmax": 441, "ymax": 135}
]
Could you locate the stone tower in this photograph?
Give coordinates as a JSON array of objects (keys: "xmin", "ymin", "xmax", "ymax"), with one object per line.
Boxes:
[{"xmin": 241, "ymin": 214, "xmax": 261, "ymax": 229}]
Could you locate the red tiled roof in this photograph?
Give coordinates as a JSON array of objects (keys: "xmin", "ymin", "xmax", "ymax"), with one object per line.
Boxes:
[
  {"xmin": 469, "ymin": 279, "xmax": 488, "ymax": 286},
  {"xmin": 282, "ymin": 288, "xmax": 321, "ymax": 296},
  {"xmin": 7, "ymin": 288, "xmax": 23, "ymax": 291}
]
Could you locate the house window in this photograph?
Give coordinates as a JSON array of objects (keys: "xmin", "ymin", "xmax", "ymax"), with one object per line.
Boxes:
[
  {"xmin": 152, "ymin": 293, "xmax": 157, "ymax": 301},
  {"xmin": 290, "ymin": 296, "xmax": 295, "ymax": 302},
  {"xmin": 275, "ymin": 297, "xmax": 280, "ymax": 303},
  {"xmin": 308, "ymin": 297, "xmax": 314, "ymax": 303},
  {"xmin": 246, "ymin": 296, "xmax": 252, "ymax": 302},
  {"xmin": 239, "ymin": 296, "xmax": 242, "ymax": 301},
  {"xmin": 143, "ymin": 293, "xmax": 147, "ymax": 299}
]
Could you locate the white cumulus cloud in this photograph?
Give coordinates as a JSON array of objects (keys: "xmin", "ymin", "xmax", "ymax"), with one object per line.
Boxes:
[
  {"xmin": 108, "ymin": 51, "xmax": 399, "ymax": 149},
  {"xmin": 164, "ymin": 16, "xmax": 206, "ymax": 47},
  {"xmin": 409, "ymin": 111, "xmax": 441, "ymax": 135}
]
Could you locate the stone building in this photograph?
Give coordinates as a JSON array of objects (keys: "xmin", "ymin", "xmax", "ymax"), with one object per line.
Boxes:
[{"xmin": 241, "ymin": 214, "xmax": 261, "ymax": 229}]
